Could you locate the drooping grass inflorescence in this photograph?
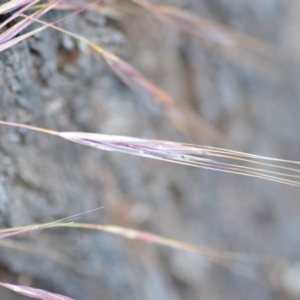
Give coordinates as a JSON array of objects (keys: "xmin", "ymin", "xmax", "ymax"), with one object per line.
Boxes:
[
  {"xmin": 131, "ymin": 0, "xmax": 276, "ymax": 76},
  {"xmin": 0, "ymin": 208, "xmax": 283, "ymax": 299},
  {"xmin": 1, "ymin": 120, "xmax": 300, "ymax": 187},
  {"xmin": 0, "ymin": 0, "xmax": 275, "ymax": 144},
  {"xmin": 0, "ymin": 282, "xmax": 77, "ymax": 299},
  {"xmin": 0, "ymin": 1, "xmax": 284, "ymax": 299}
]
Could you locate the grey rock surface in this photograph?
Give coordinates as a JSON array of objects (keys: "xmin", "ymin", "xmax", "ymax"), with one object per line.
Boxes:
[{"xmin": 0, "ymin": 0, "xmax": 300, "ymax": 299}]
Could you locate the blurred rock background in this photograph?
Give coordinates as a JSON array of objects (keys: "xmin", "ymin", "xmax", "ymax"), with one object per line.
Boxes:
[{"xmin": 0, "ymin": 0, "xmax": 300, "ymax": 299}]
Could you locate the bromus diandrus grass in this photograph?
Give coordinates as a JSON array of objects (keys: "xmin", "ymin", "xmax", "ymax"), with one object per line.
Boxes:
[
  {"xmin": 0, "ymin": 206, "xmax": 285, "ymax": 299},
  {"xmin": 0, "ymin": 1, "xmax": 284, "ymax": 299},
  {"xmin": 1, "ymin": 120, "xmax": 300, "ymax": 187},
  {"xmin": 0, "ymin": 0, "xmax": 275, "ymax": 146},
  {"xmin": 0, "ymin": 283, "xmax": 76, "ymax": 300}
]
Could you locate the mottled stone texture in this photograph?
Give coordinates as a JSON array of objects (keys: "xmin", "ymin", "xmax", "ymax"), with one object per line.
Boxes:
[{"xmin": 0, "ymin": 1, "xmax": 300, "ymax": 299}]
